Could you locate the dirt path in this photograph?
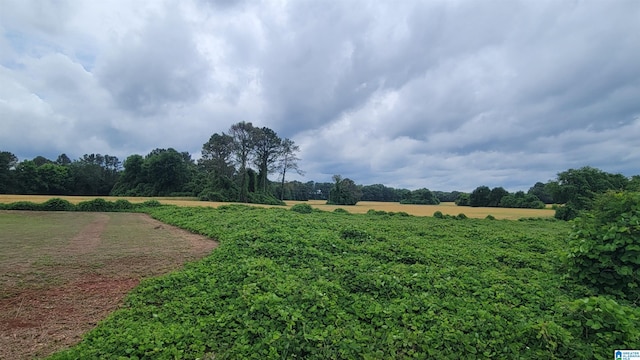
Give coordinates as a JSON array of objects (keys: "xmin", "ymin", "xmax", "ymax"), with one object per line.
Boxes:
[
  {"xmin": 0, "ymin": 213, "xmax": 218, "ymax": 360},
  {"xmin": 65, "ymin": 213, "xmax": 110, "ymax": 255}
]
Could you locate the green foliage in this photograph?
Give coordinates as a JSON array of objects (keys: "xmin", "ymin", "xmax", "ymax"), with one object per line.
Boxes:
[
  {"xmin": 47, "ymin": 205, "xmax": 637, "ymax": 359},
  {"xmin": 327, "ymin": 175, "xmax": 362, "ymax": 205},
  {"xmin": 5, "ymin": 201, "xmax": 42, "ymax": 211},
  {"xmin": 198, "ymin": 190, "xmax": 229, "ymax": 202},
  {"xmin": 113, "ymin": 199, "xmax": 135, "ymax": 210},
  {"xmin": 455, "ymin": 193, "xmax": 470, "ymax": 206},
  {"xmin": 400, "ymin": 188, "xmax": 440, "ymax": 205},
  {"xmin": 76, "ymin": 198, "xmax": 116, "ymax": 212},
  {"xmin": 41, "ymin": 198, "xmax": 75, "ymax": 211},
  {"xmin": 247, "ymin": 192, "xmax": 286, "ymax": 205},
  {"xmin": 558, "ymin": 296, "xmax": 640, "ymax": 358},
  {"xmin": 554, "ymin": 204, "xmax": 580, "ymax": 220},
  {"xmin": 566, "ymin": 191, "xmax": 640, "ymax": 301},
  {"xmin": 140, "ymin": 199, "xmax": 162, "ymax": 208},
  {"xmin": 290, "ymin": 203, "xmax": 313, "ymax": 214},
  {"xmin": 552, "ymin": 166, "xmax": 629, "ymax": 220}
]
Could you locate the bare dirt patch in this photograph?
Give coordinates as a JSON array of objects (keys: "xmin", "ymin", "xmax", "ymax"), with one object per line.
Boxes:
[{"xmin": 0, "ymin": 212, "xmax": 218, "ymax": 360}]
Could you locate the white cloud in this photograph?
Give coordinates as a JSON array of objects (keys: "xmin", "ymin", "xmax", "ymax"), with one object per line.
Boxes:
[{"xmin": 0, "ymin": 0, "xmax": 638, "ymax": 190}]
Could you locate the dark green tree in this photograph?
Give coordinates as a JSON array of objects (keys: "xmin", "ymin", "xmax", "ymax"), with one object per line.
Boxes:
[
  {"xmin": 469, "ymin": 186, "xmax": 491, "ymax": 207},
  {"xmin": 55, "ymin": 153, "xmax": 72, "ymax": 166},
  {"xmin": 0, "ymin": 151, "xmax": 18, "ymax": 193},
  {"xmin": 400, "ymin": 188, "xmax": 440, "ymax": 205},
  {"xmin": 455, "ymin": 193, "xmax": 471, "ymax": 206},
  {"xmin": 488, "ymin": 187, "xmax": 509, "ymax": 207},
  {"xmin": 327, "ymin": 175, "xmax": 362, "ymax": 205},
  {"xmin": 552, "ymin": 166, "xmax": 629, "ymax": 220},
  {"xmin": 276, "ymin": 138, "xmax": 303, "ymax": 201},
  {"xmin": 37, "ymin": 163, "xmax": 71, "ymax": 194},
  {"xmin": 528, "ymin": 181, "xmax": 554, "ymax": 204},
  {"xmin": 142, "ymin": 148, "xmax": 190, "ymax": 196},
  {"xmin": 252, "ymin": 127, "xmax": 282, "ymax": 193},
  {"xmin": 229, "ymin": 121, "xmax": 255, "ymax": 202}
]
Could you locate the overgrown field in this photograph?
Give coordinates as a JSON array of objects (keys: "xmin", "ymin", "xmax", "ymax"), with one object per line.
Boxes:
[{"xmin": 49, "ymin": 205, "xmax": 638, "ymax": 359}]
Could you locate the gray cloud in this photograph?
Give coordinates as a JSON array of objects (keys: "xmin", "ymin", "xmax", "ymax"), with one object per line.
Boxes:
[{"xmin": 1, "ymin": 0, "xmax": 638, "ymax": 191}]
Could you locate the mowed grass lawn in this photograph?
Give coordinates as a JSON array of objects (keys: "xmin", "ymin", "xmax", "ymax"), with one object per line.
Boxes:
[
  {"xmin": 0, "ymin": 195, "xmax": 554, "ymax": 220},
  {"xmin": 0, "ymin": 211, "xmax": 216, "ymax": 360}
]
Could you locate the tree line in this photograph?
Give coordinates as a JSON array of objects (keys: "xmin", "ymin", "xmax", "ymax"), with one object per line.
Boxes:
[
  {"xmin": 2, "ymin": 138, "xmax": 638, "ymax": 219},
  {"xmin": 0, "ymin": 122, "xmax": 302, "ymax": 205}
]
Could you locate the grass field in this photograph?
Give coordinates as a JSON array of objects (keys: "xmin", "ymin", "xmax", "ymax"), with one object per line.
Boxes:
[
  {"xmin": 0, "ymin": 195, "xmax": 554, "ymax": 220},
  {"xmin": 0, "ymin": 211, "xmax": 217, "ymax": 360}
]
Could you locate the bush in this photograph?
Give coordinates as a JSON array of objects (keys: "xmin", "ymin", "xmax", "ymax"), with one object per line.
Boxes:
[
  {"xmin": 140, "ymin": 199, "xmax": 162, "ymax": 207},
  {"xmin": 566, "ymin": 191, "xmax": 640, "ymax": 301},
  {"xmin": 559, "ymin": 297, "xmax": 640, "ymax": 356},
  {"xmin": 77, "ymin": 198, "xmax": 115, "ymax": 212},
  {"xmin": 113, "ymin": 199, "xmax": 135, "ymax": 211},
  {"xmin": 290, "ymin": 203, "xmax": 313, "ymax": 214},
  {"xmin": 40, "ymin": 198, "xmax": 75, "ymax": 211},
  {"xmin": 555, "ymin": 204, "xmax": 579, "ymax": 220},
  {"xmin": 6, "ymin": 201, "xmax": 42, "ymax": 211},
  {"xmin": 247, "ymin": 192, "xmax": 286, "ymax": 206}
]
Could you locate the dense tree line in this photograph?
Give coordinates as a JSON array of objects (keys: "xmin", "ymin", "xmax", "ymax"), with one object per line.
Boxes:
[
  {"xmin": 0, "ymin": 122, "xmax": 302, "ymax": 204},
  {"xmin": 2, "ymin": 144, "xmax": 638, "ymax": 217},
  {"xmin": 0, "ymin": 151, "xmax": 120, "ymax": 196}
]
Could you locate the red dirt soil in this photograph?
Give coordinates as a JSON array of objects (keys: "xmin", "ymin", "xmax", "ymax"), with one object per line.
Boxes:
[{"xmin": 0, "ymin": 213, "xmax": 218, "ymax": 360}]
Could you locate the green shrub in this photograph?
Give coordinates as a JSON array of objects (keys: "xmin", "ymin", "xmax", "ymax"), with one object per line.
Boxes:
[
  {"xmin": 389, "ymin": 211, "xmax": 410, "ymax": 217},
  {"xmin": 290, "ymin": 203, "xmax": 313, "ymax": 214},
  {"xmin": 140, "ymin": 199, "xmax": 162, "ymax": 207},
  {"xmin": 566, "ymin": 191, "xmax": 640, "ymax": 301},
  {"xmin": 77, "ymin": 198, "xmax": 115, "ymax": 212},
  {"xmin": 555, "ymin": 204, "xmax": 579, "ymax": 220},
  {"xmin": 113, "ymin": 199, "xmax": 135, "ymax": 211},
  {"xmin": 559, "ymin": 296, "xmax": 640, "ymax": 357},
  {"xmin": 40, "ymin": 198, "xmax": 75, "ymax": 211},
  {"xmin": 247, "ymin": 192, "xmax": 286, "ymax": 205},
  {"xmin": 6, "ymin": 201, "xmax": 42, "ymax": 211},
  {"xmin": 333, "ymin": 208, "xmax": 350, "ymax": 214}
]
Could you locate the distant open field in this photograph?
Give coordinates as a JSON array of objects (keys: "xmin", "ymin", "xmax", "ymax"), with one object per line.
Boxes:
[{"xmin": 0, "ymin": 195, "xmax": 554, "ymax": 219}]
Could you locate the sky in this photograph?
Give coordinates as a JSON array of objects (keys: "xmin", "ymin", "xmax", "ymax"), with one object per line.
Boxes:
[{"xmin": 1, "ymin": 0, "xmax": 639, "ymax": 192}]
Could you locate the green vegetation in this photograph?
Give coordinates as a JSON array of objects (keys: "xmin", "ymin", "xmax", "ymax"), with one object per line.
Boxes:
[
  {"xmin": 0, "ymin": 198, "xmax": 154, "ymax": 212},
  {"xmin": 45, "ymin": 204, "xmax": 638, "ymax": 359},
  {"xmin": 399, "ymin": 188, "xmax": 440, "ymax": 205},
  {"xmin": 327, "ymin": 175, "xmax": 362, "ymax": 205},
  {"xmin": 567, "ymin": 191, "xmax": 640, "ymax": 301}
]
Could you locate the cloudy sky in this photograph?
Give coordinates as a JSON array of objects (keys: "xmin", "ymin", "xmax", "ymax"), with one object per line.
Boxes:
[{"xmin": 1, "ymin": 0, "xmax": 639, "ymax": 191}]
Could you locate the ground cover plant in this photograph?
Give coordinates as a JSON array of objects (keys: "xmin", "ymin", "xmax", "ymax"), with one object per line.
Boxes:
[
  {"xmin": 49, "ymin": 204, "xmax": 639, "ymax": 359},
  {"xmin": 0, "ymin": 211, "xmax": 217, "ymax": 360}
]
